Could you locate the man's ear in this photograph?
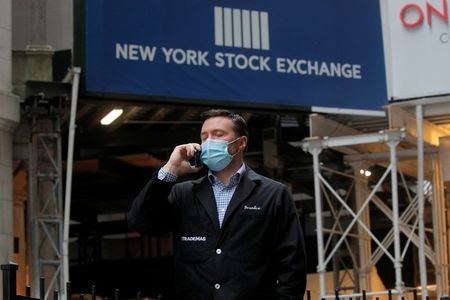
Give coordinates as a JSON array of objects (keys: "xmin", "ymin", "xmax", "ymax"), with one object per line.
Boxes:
[{"xmin": 239, "ymin": 136, "xmax": 248, "ymax": 151}]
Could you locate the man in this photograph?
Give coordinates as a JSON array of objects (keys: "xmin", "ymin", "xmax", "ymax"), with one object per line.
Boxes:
[{"xmin": 128, "ymin": 109, "xmax": 306, "ymax": 299}]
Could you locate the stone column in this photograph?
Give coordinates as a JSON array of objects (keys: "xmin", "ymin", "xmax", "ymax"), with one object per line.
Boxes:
[{"xmin": 0, "ymin": 0, "xmax": 21, "ymax": 294}]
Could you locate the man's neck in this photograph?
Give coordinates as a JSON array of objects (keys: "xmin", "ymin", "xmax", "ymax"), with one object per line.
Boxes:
[{"xmin": 213, "ymin": 159, "xmax": 243, "ymax": 186}]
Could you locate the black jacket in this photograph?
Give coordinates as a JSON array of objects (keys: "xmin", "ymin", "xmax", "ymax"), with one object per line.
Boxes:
[{"xmin": 127, "ymin": 168, "xmax": 306, "ymax": 299}]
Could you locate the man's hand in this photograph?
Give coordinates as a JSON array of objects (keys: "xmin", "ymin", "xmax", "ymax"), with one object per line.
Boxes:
[{"xmin": 162, "ymin": 143, "xmax": 202, "ymax": 177}]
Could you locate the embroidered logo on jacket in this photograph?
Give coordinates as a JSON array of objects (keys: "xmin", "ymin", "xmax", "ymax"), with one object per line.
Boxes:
[
  {"xmin": 244, "ymin": 205, "xmax": 261, "ymax": 210},
  {"xmin": 181, "ymin": 236, "xmax": 207, "ymax": 242}
]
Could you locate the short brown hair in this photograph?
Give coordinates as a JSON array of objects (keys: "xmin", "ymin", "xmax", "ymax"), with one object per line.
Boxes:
[{"xmin": 200, "ymin": 109, "xmax": 248, "ymax": 138}]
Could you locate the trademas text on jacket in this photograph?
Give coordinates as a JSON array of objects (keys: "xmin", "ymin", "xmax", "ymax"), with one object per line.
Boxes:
[{"xmin": 127, "ymin": 168, "xmax": 307, "ymax": 300}]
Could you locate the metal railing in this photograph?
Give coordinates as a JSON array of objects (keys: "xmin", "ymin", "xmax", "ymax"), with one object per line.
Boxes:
[
  {"xmin": 1, "ymin": 263, "xmax": 149, "ymax": 300},
  {"xmin": 3, "ymin": 262, "xmax": 444, "ymax": 300}
]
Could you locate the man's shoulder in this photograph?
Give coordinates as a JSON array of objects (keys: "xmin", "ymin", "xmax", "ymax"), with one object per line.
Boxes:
[{"xmin": 246, "ymin": 169, "xmax": 286, "ymax": 189}]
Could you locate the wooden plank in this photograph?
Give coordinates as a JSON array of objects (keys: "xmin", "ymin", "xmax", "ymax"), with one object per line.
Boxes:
[{"xmin": 389, "ymin": 105, "xmax": 450, "ymax": 146}]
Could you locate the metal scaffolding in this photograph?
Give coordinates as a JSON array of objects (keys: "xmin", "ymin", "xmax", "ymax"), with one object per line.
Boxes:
[
  {"xmin": 300, "ymin": 120, "xmax": 448, "ymax": 300},
  {"xmin": 25, "ymin": 96, "xmax": 65, "ymax": 299},
  {"xmin": 23, "ymin": 68, "xmax": 80, "ymax": 300}
]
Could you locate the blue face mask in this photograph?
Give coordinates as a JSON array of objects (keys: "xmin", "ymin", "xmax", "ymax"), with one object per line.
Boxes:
[{"xmin": 200, "ymin": 138, "xmax": 240, "ymax": 172}]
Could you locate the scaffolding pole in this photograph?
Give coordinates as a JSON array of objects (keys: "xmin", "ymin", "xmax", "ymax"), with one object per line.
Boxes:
[
  {"xmin": 416, "ymin": 104, "xmax": 427, "ymax": 300},
  {"xmin": 62, "ymin": 67, "xmax": 81, "ymax": 299},
  {"xmin": 311, "ymin": 146, "xmax": 326, "ymax": 299},
  {"xmin": 388, "ymin": 140, "xmax": 404, "ymax": 298}
]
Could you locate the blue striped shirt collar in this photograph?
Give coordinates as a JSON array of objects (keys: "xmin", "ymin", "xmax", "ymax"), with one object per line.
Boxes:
[{"xmin": 208, "ymin": 163, "xmax": 246, "ymax": 187}]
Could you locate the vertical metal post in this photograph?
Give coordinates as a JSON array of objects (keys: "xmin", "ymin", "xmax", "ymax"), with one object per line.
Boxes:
[
  {"xmin": 388, "ymin": 141, "xmax": 403, "ymax": 298},
  {"xmin": 62, "ymin": 67, "xmax": 81, "ymax": 298},
  {"xmin": 1, "ymin": 263, "xmax": 18, "ymax": 300},
  {"xmin": 66, "ymin": 282, "xmax": 71, "ymax": 300},
  {"xmin": 312, "ymin": 147, "xmax": 326, "ymax": 299},
  {"xmin": 40, "ymin": 277, "xmax": 45, "ymax": 300},
  {"xmin": 56, "ymin": 113, "xmax": 65, "ymax": 296},
  {"xmin": 415, "ymin": 104, "xmax": 427, "ymax": 300}
]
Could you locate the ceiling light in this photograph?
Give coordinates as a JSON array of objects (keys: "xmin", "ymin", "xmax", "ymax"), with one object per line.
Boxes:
[
  {"xmin": 360, "ymin": 169, "xmax": 372, "ymax": 177},
  {"xmin": 100, "ymin": 109, "xmax": 123, "ymax": 125}
]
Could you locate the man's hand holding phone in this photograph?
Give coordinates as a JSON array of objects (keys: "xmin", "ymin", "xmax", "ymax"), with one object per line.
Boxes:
[
  {"xmin": 189, "ymin": 149, "xmax": 203, "ymax": 167},
  {"xmin": 162, "ymin": 143, "xmax": 203, "ymax": 177}
]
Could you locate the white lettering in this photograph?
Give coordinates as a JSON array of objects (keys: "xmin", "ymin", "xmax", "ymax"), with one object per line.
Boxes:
[
  {"xmin": 162, "ymin": 47, "xmax": 174, "ymax": 63},
  {"xmin": 198, "ymin": 51, "xmax": 210, "ymax": 66},
  {"xmin": 342, "ymin": 64, "xmax": 353, "ymax": 79},
  {"xmin": 162, "ymin": 47, "xmax": 209, "ymax": 66},
  {"xmin": 287, "ymin": 58, "xmax": 298, "ymax": 74},
  {"xmin": 297, "ymin": 60, "xmax": 308, "ymax": 75},
  {"xmin": 352, "ymin": 65, "xmax": 362, "ymax": 79},
  {"xmin": 244, "ymin": 205, "xmax": 261, "ymax": 210},
  {"xmin": 215, "ymin": 52, "xmax": 271, "ymax": 72},
  {"xmin": 172, "ymin": 48, "xmax": 186, "ymax": 64},
  {"xmin": 276, "ymin": 58, "xmax": 286, "ymax": 73},
  {"xmin": 249, "ymin": 55, "xmax": 259, "ymax": 71},
  {"xmin": 186, "ymin": 49, "xmax": 197, "ymax": 65},
  {"xmin": 224, "ymin": 53, "xmax": 235, "ymax": 68},
  {"xmin": 319, "ymin": 62, "xmax": 331, "ymax": 77},
  {"xmin": 115, "ymin": 43, "xmax": 157, "ymax": 62},
  {"xmin": 139, "ymin": 46, "xmax": 157, "ymax": 61},
  {"xmin": 114, "ymin": 43, "xmax": 364, "ymax": 79},
  {"xmin": 259, "ymin": 56, "xmax": 271, "ymax": 71},
  {"xmin": 181, "ymin": 236, "xmax": 207, "ymax": 242},
  {"xmin": 276, "ymin": 57, "xmax": 362, "ymax": 79},
  {"xmin": 308, "ymin": 61, "xmax": 319, "ymax": 75},
  {"xmin": 330, "ymin": 63, "xmax": 341, "ymax": 77},
  {"xmin": 129, "ymin": 44, "xmax": 139, "ymax": 61},
  {"xmin": 235, "ymin": 54, "xmax": 248, "ymax": 70},
  {"xmin": 116, "ymin": 43, "xmax": 127, "ymax": 59},
  {"xmin": 215, "ymin": 52, "xmax": 225, "ymax": 67}
]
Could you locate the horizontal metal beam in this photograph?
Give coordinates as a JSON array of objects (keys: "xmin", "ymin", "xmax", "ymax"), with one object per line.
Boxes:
[{"xmin": 299, "ymin": 129, "xmax": 405, "ymax": 152}]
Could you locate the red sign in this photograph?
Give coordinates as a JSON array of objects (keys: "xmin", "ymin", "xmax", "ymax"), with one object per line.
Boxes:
[{"xmin": 400, "ymin": 0, "xmax": 448, "ymax": 27}]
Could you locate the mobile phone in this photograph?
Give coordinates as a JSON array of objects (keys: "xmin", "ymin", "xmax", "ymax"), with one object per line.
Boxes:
[{"xmin": 189, "ymin": 149, "xmax": 203, "ymax": 167}]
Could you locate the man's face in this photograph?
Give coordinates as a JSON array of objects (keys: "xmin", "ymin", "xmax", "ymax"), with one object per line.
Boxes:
[
  {"xmin": 200, "ymin": 116, "xmax": 237, "ymax": 143},
  {"xmin": 201, "ymin": 116, "xmax": 246, "ymax": 156}
]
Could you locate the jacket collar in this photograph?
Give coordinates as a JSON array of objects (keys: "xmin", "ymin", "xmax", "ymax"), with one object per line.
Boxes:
[
  {"xmin": 221, "ymin": 168, "xmax": 261, "ymax": 228},
  {"xmin": 193, "ymin": 168, "xmax": 262, "ymax": 231}
]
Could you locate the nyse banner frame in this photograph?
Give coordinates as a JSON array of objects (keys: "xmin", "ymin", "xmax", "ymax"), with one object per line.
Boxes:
[{"xmin": 79, "ymin": 0, "xmax": 388, "ymax": 111}]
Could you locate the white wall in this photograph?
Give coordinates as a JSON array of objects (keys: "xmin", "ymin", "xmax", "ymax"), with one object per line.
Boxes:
[
  {"xmin": 0, "ymin": 0, "xmax": 20, "ymax": 295},
  {"xmin": 12, "ymin": 0, "xmax": 73, "ymax": 50},
  {"xmin": 0, "ymin": 0, "xmax": 12, "ymax": 91}
]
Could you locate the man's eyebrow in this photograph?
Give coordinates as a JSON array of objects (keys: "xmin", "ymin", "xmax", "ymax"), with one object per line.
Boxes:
[
  {"xmin": 212, "ymin": 129, "xmax": 226, "ymax": 134},
  {"xmin": 201, "ymin": 129, "xmax": 226, "ymax": 135}
]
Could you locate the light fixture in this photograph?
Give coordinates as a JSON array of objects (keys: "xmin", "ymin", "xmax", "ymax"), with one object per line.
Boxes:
[
  {"xmin": 359, "ymin": 169, "xmax": 372, "ymax": 177},
  {"xmin": 100, "ymin": 108, "xmax": 123, "ymax": 125}
]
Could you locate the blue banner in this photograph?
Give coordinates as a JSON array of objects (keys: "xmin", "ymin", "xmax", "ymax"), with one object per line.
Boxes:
[{"xmin": 85, "ymin": 0, "xmax": 388, "ymax": 110}]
